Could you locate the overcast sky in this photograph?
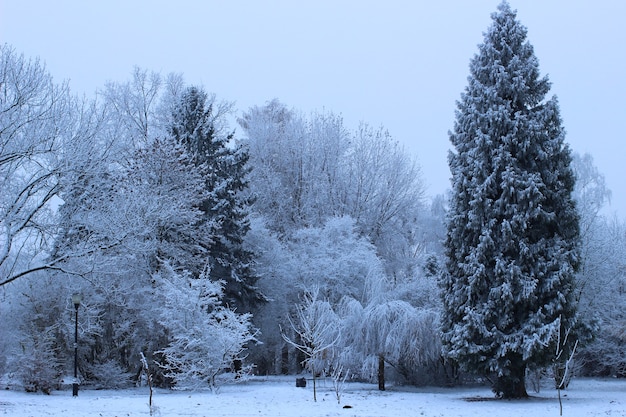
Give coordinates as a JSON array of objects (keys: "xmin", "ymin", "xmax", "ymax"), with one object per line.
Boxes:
[{"xmin": 1, "ymin": 1, "xmax": 624, "ymax": 218}]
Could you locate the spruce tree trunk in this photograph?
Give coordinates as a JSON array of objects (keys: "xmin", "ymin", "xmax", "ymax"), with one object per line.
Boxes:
[
  {"xmin": 377, "ymin": 354, "xmax": 385, "ymax": 391},
  {"xmin": 495, "ymin": 363, "xmax": 528, "ymax": 398},
  {"xmin": 511, "ymin": 373, "xmax": 528, "ymax": 399}
]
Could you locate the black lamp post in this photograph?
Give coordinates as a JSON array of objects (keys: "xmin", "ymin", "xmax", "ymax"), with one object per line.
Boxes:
[{"xmin": 71, "ymin": 293, "xmax": 82, "ymax": 397}]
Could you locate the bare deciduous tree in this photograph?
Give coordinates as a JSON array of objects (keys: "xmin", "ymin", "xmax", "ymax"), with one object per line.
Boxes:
[
  {"xmin": 282, "ymin": 288, "xmax": 339, "ymax": 401},
  {"xmin": 0, "ymin": 44, "xmax": 103, "ymax": 286}
]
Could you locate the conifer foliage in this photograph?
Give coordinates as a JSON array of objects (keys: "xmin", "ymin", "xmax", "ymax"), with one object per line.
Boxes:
[
  {"xmin": 441, "ymin": 2, "xmax": 580, "ymax": 398},
  {"xmin": 169, "ymin": 87, "xmax": 261, "ymax": 311}
]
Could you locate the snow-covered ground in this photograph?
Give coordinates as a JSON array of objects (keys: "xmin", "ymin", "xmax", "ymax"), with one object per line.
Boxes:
[{"xmin": 0, "ymin": 376, "xmax": 624, "ymax": 417}]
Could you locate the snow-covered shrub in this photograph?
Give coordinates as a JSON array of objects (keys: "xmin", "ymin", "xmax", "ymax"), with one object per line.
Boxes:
[
  {"xmin": 85, "ymin": 361, "xmax": 134, "ymax": 389},
  {"xmin": 2, "ymin": 275, "xmax": 73, "ymax": 394},
  {"xmin": 15, "ymin": 326, "xmax": 63, "ymax": 394},
  {"xmin": 155, "ymin": 265, "xmax": 256, "ymax": 390}
]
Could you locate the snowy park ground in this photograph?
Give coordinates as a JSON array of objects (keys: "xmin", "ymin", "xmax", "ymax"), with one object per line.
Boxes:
[{"xmin": 0, "ymin": 376, "xmax": 624, "ymax": 417}]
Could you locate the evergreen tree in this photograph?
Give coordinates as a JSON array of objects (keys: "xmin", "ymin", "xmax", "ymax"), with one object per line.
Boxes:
[
  {"xmin": 170, "ymin": 87, "xmax": 262, "ymax": 311},
  {"xmin": 441, "ymin": 2, "xmax": 580, "ymax": 398}
]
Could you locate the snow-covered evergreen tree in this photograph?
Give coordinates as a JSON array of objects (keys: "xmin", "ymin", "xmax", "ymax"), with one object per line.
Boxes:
[
  {"xmin": 441, "ymin": 2, "xmax": 580, "ymax": 398},
  {"xmin": 170, "ymin": 86, "xmax": 261, "ymax": 311}
]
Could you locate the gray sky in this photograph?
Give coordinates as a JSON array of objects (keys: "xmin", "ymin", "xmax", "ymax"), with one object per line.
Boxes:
[{"xmin": 1, "ymin": 1, "xmax": 624, "ymax": 218}]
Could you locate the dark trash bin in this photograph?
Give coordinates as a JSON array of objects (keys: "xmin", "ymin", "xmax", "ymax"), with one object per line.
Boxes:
[{"xmin": 296, "ymin": 377, "xmax": 306, "ymax": 388}]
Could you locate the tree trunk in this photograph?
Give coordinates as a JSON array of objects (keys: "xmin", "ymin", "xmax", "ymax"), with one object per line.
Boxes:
[
  {"xmin": 494, "ymin": 363, "xmax": 528, "ymax": 398},
  {"xmin": 377, "ymin": 354, "xmax": 385, "ymax": 391},
  {"xmin": 510, "ymin": 373, "xmax": 528, "ymax": 399}
]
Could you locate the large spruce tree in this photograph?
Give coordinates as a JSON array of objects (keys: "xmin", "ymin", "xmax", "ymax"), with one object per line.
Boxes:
[
  {"xmin": 170, "ymin": 86, "xmax": 262, "ymax": 311},
  {"xmin": 441, "ymin": 2, "xmax": 580, "ymax": 398}
]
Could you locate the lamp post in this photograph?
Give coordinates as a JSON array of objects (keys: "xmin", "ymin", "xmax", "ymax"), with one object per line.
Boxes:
[{"xmin": 71, "ymin": 293, "xmax": 82, "ymax": 397}]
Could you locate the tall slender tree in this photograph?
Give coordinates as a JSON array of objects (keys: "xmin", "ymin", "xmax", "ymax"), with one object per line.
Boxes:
[
  {"xmin": 170, "ymin": 87, "xmax": 262, "ymax": 311},
  {"xmin": 441, "ymin": 2, "xmax": 580, "ymax": 398}
]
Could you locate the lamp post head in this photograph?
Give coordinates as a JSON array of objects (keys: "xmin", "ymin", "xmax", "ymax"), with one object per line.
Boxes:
[{"xmin": 72, "ymin": 293, "xmax": 82, "ymax": 309}]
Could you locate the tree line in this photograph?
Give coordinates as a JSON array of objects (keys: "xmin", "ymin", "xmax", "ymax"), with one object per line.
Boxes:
[{"xmin": 0, "ymin": 1, "xmax": 624, "ymax": 397}]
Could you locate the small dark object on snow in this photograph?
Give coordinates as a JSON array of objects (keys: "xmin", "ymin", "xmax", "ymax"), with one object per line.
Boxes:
[
  {"xmin": 343, "ymin": 405, "xmax": 353, "ymax": 409},
  {"xmin": 296, "ymin": 377, "xmax": 306, "ymax": 388}
]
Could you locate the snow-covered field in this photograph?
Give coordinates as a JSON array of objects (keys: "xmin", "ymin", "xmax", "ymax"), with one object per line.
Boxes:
[{"xmin": 0, "ymin": 376, "xmax": 624, "ymax": 417}]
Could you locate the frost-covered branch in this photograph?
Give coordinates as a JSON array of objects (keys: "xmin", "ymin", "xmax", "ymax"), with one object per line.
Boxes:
[{"xmin": 282, "ymin": 288, "xmax": 339, "ymax": 401}]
